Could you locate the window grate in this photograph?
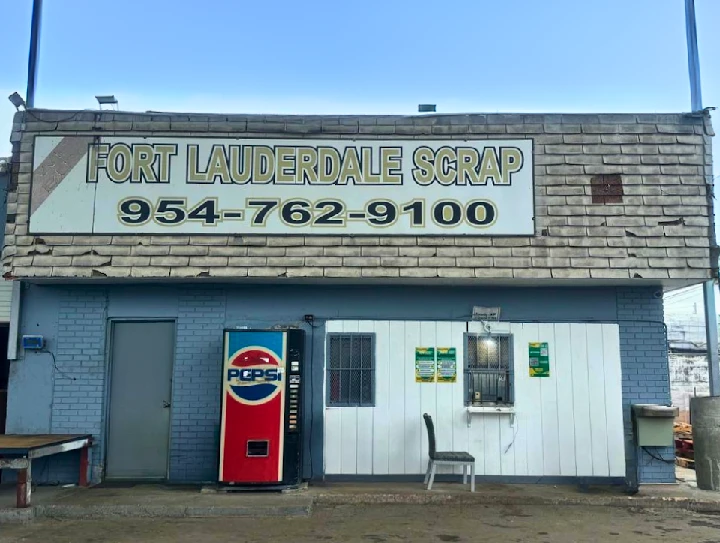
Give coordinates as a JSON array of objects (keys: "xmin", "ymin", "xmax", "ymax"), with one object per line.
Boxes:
[
  {"xmin": 327, "ymin": 333, "xmax": 375, "ymax": 407},
  {"xmin": 465, "ymin": 334, "xmax": 513, "ymax": 406}
]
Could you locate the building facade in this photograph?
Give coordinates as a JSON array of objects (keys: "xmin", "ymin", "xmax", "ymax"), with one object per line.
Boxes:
[{"xmin": 1, "ymin": 109, "xmax": 715, "ymax": 485}]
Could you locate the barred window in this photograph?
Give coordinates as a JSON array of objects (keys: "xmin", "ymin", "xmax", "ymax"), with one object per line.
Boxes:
[
  {"xmin": 326, "ymin": 333, "xmax": 375, "ymax": 407},
  {"xmin": 465, "ymin": 334, "xmax": 513, "ymax": 406}
]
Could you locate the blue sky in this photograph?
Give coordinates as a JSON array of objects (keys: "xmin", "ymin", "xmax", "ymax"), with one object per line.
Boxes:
[
  {"xmin": 0, "ymin": 0, "xmax": 718, "ymax": 313},
  {"xmin": 1, "ymin": 0, "xmax": 718, "ymax": 137}
]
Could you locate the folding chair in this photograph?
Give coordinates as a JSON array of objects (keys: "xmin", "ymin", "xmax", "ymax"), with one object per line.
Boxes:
[{"xmin": 423, "ymin": 413, "xmax": 475, "ymax": 492}]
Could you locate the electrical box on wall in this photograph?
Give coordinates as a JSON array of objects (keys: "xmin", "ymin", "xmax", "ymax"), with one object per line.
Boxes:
[
  {"xmin": 632, "ymin": 404, "xmax": 679, "ymax": 447},
  {"xmin": 22, "ymin": 335, "xmax": 45, "ymax": 350}
]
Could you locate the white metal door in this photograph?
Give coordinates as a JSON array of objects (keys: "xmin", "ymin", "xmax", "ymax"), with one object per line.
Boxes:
[{"xmin": 106, "ymin": 321, "xmax": 174, "ymax": 479}]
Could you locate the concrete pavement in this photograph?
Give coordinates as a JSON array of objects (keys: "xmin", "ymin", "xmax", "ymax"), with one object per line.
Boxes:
[
  {"xmin": 1, "ymin": 474, "xmax": 718, "ymax": 522},
  {"xmin": 2, "ymin": 503, "xmax": 720, "ymax": 543}
]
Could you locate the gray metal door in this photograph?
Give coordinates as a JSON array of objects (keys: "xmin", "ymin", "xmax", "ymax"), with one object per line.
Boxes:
[{"xmin": 106, "ymin": 321, "xmax": 174, "ymax": 479}]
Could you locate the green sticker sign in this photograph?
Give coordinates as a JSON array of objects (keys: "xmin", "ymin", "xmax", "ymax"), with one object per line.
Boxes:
[
  {"xmin": 529, "ymin": 342, "xmax": 550, "ymax": 377},
  {"xmin": 436, "ymin": 347, "xmax": 457, "ymax": 383},
  {"xmin": 415, "ymin": 347, "xmax": 436, "ymax": 383}
]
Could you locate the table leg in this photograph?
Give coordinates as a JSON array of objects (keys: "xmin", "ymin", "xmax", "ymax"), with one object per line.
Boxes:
[
  {"xmin": 79, "ymin": 446, "xmax": 89, "ymax": 487},
  {"xmin": 17, "ymin": 461, "xmax": 31, "ymax": 508}
]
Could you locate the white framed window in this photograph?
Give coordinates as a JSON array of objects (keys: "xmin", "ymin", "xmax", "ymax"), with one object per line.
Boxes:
[
  {"xmin": 464, "ymin": 333, "xmax": 514, "ymax": 406},
  {"xmin": 326, "ymin": 333, "xmax": 375, "ymax": 407}
]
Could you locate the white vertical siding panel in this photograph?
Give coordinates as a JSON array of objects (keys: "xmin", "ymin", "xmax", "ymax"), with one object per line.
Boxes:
[
  {"xmin": 570, "ymin": 323, "xmax": 593, "ymax": 476},
  {"xmin": 355, "ymin": 321, "xmax": 375, "ymax": 475},
  {"xmin": 466, "ymin": 322, "xmax": 485, "ymax": 474},
  {"xmin": 451, "ymin": 322, "xmax": 469, "ymax": 475},
  {"xmin": 494, "ymin": 323, "xmax": 514, "ymax": 336},
  {"xmin": 470, "ymin": 423, "xmax": 485, "ymax": 474},
  {"xmin": 483, "ymin": 416, "xmax": 502, "ymax": 475},
  {"xmin": 499, "ymin": 416, "xmax": 515, "ymax": 476},
  {"xmin": 587, "ymin": 324, "xmax": 610, "ymax": 476},
  {"xmin": 326, "ymin": 320, "xmax": 344, "ymax": 333},
  {"xmin": 523, "ymin": 323, "xmax": 545, "ymax": 476},
  {"xmin": 339, "ymin": 321, "xmax": 359, "ymax": 474},
  {"xmin": 323, "ymin": 320, "xmax": 344, "ymax": 474},
  {"xmin": 404, "ymin": 322, "xmax": 424, "ymax": 474},
  {"xmin": 355, "ymin": 409, "xmax": 374, "ymax": 474},
  {"xmin": 434, "ymin": 321, "xmax": 455, "ymax": 474},
  {"xmin": 478, "ymin": 323, "xmax": 515, "ymax": 476},
  {"xmin": 419, "ymin": 321, "xmax": 438, "ymax": 471},
  {"xmin": 387, "ymin": 321, "xmax": 407, "ymax": 474},
  {"xmin": 602, "ymin": 324, "xmax": 626, "ymax": 477},
  {"xmin": 324, "ymin": 410, "xmax": 343, "ymax": 474},
  {"xmin": 539, "ymin": 323, "xmax": 561, "ymax": 476},
  {"xmin": 509, "ymin": 323, "xmax": 529, "ymax": 476},
  {"xmin": 342, "ymin": 321, "xmax": 359, "ymax": 333},
  {"xmin": 466, "ymin": 320, "xmax": 484, "ymax": 334},
  {"xmin": 553, "ymin": 323, "xmax": 577, "ymax": 476},
  {"xmin": 339, "ymin": 408, "xmax": 358, "ymax": 474},
  {"xmin": 325, "ymin": 320, "xmax": 624, "ymax": 479},
  {"xmin": 372, "ymin": 320, "xmax": 391, "ymax": 475}
]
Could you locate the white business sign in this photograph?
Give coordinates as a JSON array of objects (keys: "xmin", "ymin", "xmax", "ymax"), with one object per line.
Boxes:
[{"xmin": 29, "ymin": 136, "xmax": 534, "ymax": 235}]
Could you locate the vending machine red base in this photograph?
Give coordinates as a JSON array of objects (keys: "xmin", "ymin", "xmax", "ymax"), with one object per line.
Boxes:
[{"xmin": 219, "ymin": 329, "xmax": 304, "ymax": 487}]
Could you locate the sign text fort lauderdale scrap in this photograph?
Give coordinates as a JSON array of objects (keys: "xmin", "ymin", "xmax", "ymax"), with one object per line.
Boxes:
[{"xmin": 29, "ymin": 137, "xmax": 534, "ymax": 235}]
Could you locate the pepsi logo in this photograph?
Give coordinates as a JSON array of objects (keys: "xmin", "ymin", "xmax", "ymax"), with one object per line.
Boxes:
[{"xmin": 226, "ymin": 347, "xmax": 284, "ymax": 405}]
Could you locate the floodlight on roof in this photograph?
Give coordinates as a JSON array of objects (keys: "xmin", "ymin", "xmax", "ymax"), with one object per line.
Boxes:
[
  {"xmin": 95, "ymin": 95, "xmax": 118, "ymax": 110},
  {"xmin": 8, "ymin": 92, "xmax": 26, "ymax": 110}
]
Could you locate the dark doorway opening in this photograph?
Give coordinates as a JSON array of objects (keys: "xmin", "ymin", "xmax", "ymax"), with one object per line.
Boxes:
[{"xmin": 0, "ymin": 324, "xmax": 9, "ymax": 434}]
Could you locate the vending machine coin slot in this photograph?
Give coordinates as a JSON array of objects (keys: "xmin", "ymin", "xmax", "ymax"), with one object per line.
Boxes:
[{"xmin": 247, "ymin": 440, "xmax": 269, "ymax": 457}]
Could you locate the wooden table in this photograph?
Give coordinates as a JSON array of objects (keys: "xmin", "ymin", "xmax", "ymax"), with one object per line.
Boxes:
[{"xmin": 0, "ymin": 434, "xmax": 93, "ymax": 508}]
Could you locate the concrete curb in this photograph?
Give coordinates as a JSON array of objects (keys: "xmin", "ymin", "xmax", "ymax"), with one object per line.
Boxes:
[
  {"xmin": 0, "ymin": 508, "xmax": 34, "ymax": 523},
  {"xmin": 0, "ymin": 503, "xmax": 312, "ymax": 523},
  {"xmin": 313, "ymin": 493, "xmax": 720, "ymax": 512},
  {"xmin": 2, "ymin": 492, "xmax": 719, "ymax": 522}
]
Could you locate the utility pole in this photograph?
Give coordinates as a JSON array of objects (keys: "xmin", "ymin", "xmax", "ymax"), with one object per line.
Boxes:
[
  {"xmin": 685, "ymin": 0, "xmax": 720, "ymax": 395},
  {"xmin": 26, "ymin": 0, "xmax": 43, "ymax": 108}
]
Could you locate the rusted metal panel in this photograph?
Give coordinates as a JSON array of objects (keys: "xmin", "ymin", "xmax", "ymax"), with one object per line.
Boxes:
[{"xmin": 590, "ymin": 174, "xmax": 624, "ymax": 204}]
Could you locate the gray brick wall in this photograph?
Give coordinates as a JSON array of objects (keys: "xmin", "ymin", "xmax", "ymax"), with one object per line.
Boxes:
[
  {"xmin": 38, "ymin": 289, "xmax": 108, "ymax": 484},
  {"xmin": 170, "ymin": 289, "xmax": 226, "ymax": 481},
  {"xmin": 2, "ymin": 111, "xmax": 715, "ymax": 283},
  {"xmin": 617, "ymin": 287, "xmax": 674, "ymax": 483}
]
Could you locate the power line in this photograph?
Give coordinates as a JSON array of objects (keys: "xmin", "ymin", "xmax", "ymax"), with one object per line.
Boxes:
[{"xmin": 665, "ymin": 286, "xmax": 703, "ymax": 299}]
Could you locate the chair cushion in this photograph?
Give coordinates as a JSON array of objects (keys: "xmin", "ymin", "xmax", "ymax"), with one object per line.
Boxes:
[{"xmin": 432, "ymin": 451, "xmax": 474, "ymax": 462}]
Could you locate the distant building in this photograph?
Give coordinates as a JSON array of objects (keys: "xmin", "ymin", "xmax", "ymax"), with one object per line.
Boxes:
[{"xmin": 665, "ymin": 307, "xmax": 713, "ymax": 423}]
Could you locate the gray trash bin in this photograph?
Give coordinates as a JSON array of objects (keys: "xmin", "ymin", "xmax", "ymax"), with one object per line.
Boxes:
[{"xmin": 691, "ymin": 396, "xmax": 720, "ymax": 491}]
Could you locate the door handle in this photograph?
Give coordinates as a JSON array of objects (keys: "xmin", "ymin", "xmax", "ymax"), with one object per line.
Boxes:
[{"xmin": 163, "ymin": 401, "xmax": 171, "ymax": 409}]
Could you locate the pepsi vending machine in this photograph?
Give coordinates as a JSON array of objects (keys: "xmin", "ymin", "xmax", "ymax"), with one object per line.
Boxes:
[{"xmin": 219, "ymin": 329, "xmax": 304, "ymax": 487}]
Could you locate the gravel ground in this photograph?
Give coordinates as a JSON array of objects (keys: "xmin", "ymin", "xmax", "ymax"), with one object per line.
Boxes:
[{"xmin": 2, "ymin": 504, "xmax": 719, "ymax": 543}]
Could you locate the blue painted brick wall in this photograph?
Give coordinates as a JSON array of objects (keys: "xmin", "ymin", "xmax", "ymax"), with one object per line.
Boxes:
[
  {"xmin": 169, "ymin": 289, "xmax": 226, "ymax": 482},
  {"xmin": 617, "ymin": 287, "xmax": 674, "ymax": 484},
  {"xmin": 42, "ymin": 289, "xmax": 108, "ymax": 484}
]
